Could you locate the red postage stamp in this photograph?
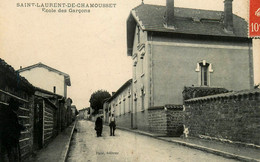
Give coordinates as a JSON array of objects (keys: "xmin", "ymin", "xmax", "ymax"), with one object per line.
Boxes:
[{"xmin": 249, "ymin": 0, "xmax": 260, "ymax": 37}]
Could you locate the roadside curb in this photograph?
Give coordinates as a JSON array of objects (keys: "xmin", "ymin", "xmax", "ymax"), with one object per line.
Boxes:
[
  {"xmin": 116, "ymin": 126, "xmax": 259, "ymax": 162},
  {"xmin": 158, "ymin": 138, "xmax": 259, "ymax": 162},
  {"xmin": 63, "ymin": 121, "xmax": 77, "ymax": 162}
]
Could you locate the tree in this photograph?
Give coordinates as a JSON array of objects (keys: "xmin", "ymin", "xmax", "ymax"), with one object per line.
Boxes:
[{"xmin": 89, "ymin": 90, "xmax": 111, "ymax": 115}]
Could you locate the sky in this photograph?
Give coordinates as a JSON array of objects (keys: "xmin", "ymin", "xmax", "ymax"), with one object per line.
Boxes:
[{"xmin": 0, "ymin": 0, "xmax": 259, "ymax": 109}]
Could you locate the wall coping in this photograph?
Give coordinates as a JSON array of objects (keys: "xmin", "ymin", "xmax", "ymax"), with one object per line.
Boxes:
[
  {"xmin": 148, "ymin": 106, "xmax": 164, "ymax": 110},
  {"xmin": 148, "ymin": 104, "xmax": 183, "ymax": 111},
  {"xmin": 185, "ymin": 89, "xmax": 260, "ymax": 103}
]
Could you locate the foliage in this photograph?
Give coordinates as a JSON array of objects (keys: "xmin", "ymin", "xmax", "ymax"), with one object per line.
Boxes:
[{"xmin": 89, "ymin": 90, "xmax": 111, "ymax": 115}]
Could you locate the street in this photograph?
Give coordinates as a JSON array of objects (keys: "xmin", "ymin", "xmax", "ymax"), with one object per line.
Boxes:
[{"xmin": 66, "ymin": 120, "xmax": 236, "ymax": 162}]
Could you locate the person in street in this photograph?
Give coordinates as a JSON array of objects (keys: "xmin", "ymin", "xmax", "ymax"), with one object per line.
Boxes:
[
  {"xmin": 0, "ymin": 98, "xmax": 25, "ymax": 162},
  {"xmin": 109, "ymin": 114, "xmax": 116, "ymax": 136},
  {"xmin": 95, "ymin": 115, "xmax": 103, "ymax": 137}
]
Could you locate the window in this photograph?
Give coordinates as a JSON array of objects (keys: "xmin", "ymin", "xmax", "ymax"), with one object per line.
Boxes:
[
  {"xmin": 141, "ymin": 57, "xmax": 144, "ymax": 75},
  {"xmin": 196, "ymin": 60, "xmax": 213, "ymax": 86},
  {"xmin": 134, "ymin": 93, "xmax": 137, "ymax": 101},
  {"xmin": 200, "ymin": 63, "xmax": 209, "ymax": 86},
  {"xmin": 119, "ymin": 99, "xmax": 121, "ymax": 116},
  {"xmin": 133, "ymin": 53, "xmax": 138, "ymax": 81},
  {"xmin": 134, "ymin": 66, "xmax": 137, "ymax": 80},
  {"xmin": 128, "ymin": 96, "xmax": 131, "ymax": 113},
  {"xmin": 137, "ymin": 26, "xmax": 140, "ymax": 44},
  {"xmin": 140, "ymin": 86, "xmax": 145, "ymax": 111},
  {"xmin": 128, "ymin": 88, "xmax": 131, "ymax": 98},
  {"xmin": 123, "ymin": 98, "xmax": 126, "ymax": 114}
]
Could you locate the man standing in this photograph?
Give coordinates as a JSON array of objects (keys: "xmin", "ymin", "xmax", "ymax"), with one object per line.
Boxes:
[
  {"xmin": 109, "ymin": 114, "xmax": 116, "ymax": 136},
  {"xmin": 95, "ymin": 115, "xmax": 103, "ymax": 137}
]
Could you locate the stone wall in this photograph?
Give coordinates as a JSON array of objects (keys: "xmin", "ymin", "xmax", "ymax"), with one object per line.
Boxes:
[
  {"xmin": 184, "ymin": 89, "xmax": 260, "ymax": 145},
  {"xmin": 148, "ymin": 107, "xmax": 167, "ymax": 135},
  {"xmin": 148, "ymin": 105, "xmax": 183, "ymax": 136}
]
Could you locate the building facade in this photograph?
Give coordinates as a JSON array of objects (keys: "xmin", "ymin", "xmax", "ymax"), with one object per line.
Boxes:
[
  {"xmin": 18, "ymin": 62, "xmax": 71, "ymax": 98},
  {"xmin": 126, "ymin": 0, "xmax": 253, "ymax": 133},
  {"xmin": 105, "ymin": 79, "xmax": 133, "ymax": 129},
  {"xmin": 106, "ymin": 0, "xmax": 253, "ymax": 135}
]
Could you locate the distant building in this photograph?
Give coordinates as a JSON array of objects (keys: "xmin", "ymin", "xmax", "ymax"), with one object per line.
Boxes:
[
  {"xmin": 18, "ymin": 62, "xmax": 71, "ymax": 98},
  {"xmin": 79, "ymin": 107, "xmax": 91, "ymax": 120}
]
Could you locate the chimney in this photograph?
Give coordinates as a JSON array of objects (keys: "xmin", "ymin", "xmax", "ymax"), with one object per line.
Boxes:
[
  {"xmin": 164, "ymin": 0, "xmax": 175, "ymax": 29},
  {"xmin": 223, "ymin": 0, "xmax": 233, "ymax": 32}
]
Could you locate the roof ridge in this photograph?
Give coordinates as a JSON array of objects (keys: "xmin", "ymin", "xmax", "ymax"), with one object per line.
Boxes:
[
  {"xmin": 134, "ymin": 4, "xmax": 238, "ymax": 16},
  {"xmin": 18, "ymin": 62, "xmax": 70, "ymax": 77}
]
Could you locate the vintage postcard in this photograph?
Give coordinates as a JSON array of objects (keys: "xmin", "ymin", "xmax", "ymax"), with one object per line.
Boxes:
[{"xmin": 0, "ymin": 0, "xmax": 259, "ymax": 161}]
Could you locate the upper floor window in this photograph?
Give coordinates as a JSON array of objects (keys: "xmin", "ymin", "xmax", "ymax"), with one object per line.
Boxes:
[
  {"xmin": 128, "ymin": 88, "xmax": 131, "ymax": 98},
  {"xmin": 137, "ymin": 26, "xmax": 140, "ymax": 44},
  {"xmin": 140, "ymin": 85, "xmax": 145, "ymax": 111},
  {"xmin": 134, "ymin": 92, "xmax": 137, "ymax": 101},
  {"xmin": 196, "ymin": 60, "xmax": 213, "ymax": 87},
  {"xmin": 200, "ymin": 63, "xmax": 209, "ymax": 86}
]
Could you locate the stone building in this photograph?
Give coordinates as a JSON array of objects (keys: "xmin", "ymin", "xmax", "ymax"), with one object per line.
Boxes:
[{"xmin": 106, "ymin": 0, "xmax": 253, "ymax": 135}]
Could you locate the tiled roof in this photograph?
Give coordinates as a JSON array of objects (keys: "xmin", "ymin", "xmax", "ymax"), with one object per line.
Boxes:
[
  {"xmin": 185, "ymin": 89, "xmax": 260, "ymax": 102},
  {"xmin": 107, "ymin": 79, "xmax": 132, "ymax": 102},
  {"xmin": 127, "ymin": 4, "xmax": 249, "ymax": 55},
  {"xmin": 132, "ymin": 4, "xmax": 247, "ymax": 37}
]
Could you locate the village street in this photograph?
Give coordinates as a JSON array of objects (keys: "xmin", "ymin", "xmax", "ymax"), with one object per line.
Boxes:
[{"xmin": 66, "ymin": 120, "xmax": 236, "ymax": 162}]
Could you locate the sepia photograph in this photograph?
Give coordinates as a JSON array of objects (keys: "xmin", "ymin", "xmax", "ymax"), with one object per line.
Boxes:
[{"xmin": 0, "ymin": 0, "xmax": 259, "ymax": 161}]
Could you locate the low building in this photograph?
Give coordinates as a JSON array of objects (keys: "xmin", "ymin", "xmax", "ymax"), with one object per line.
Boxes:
[
  {"xmin": 78, "ymin": 107, "xmax": 91, "ymax": 120},
  {"xmin": 105, "ymin": 79, "xmax": 133, "ymax": 129}
]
